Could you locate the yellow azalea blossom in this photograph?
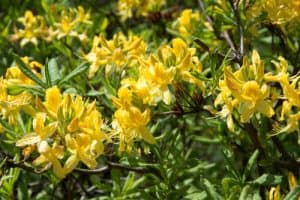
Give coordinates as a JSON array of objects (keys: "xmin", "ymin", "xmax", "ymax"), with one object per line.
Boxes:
[
  {"xmin": 111, "ymin": 86, "xmax": 133, "ymax": 109},
  {"xmin": 177, "ymin": 9, "xmax": 200, "ymax": 37},
  {"xmin": 264, "ymin": 56, "xmax": 300, "ymax": 134},
  {"xmin": 264, "ymin": 0, "xmax": 299, "ymax": 24},
  {"xmin": 11, "ymin": 10, "xmax": 47, "ymax": 46},
  {"xmin": 6, "ymin": 57, "xmax": 43, "ymax": 85},
  {"xmin": 16, "ymin": 113, "xmax": 58, "ymax": 147},
  {"xmin": 85, "ymin": 33, "xmax": 146, "ymax": 78},
  {"xmin": 158, "ymin": 38, "xmax": 205, "ymax": 92},
  {"xmin": 112, "ymin": 106, "xmax": 155, "ymax": 152},
  {"xmin": 44, "ymin": 86, "xmax": 62, "ymax": 118},
  {"xmin": 214, "ymin": 80, "xmax": 239, "ymax": 131},
  {"xmin": 16, "ymin": 86, "xmax": 107, "ymax": 178},
  {"xmin": 288, "ymin": 172, "xmax": 298, "ymax": 191},
  {"xmin": 138, "ymin": 56, "xmax": 175, "ymax": 105},
  {"xmin": 52, "ymin": 6, "xmax": 91, "ymax": 41},
  {"xmin": 65, "ymin": 133, "xmax": 97, "ymax": 169},
  {"xmin": 216, "ymin": 50, "xmax": 274, "ymax": 126},
  {"xmin": 269, "ymin": 186, "xmax": 280, "ymax": 200},
  {"xmin": 224, "ymin": 67, "xmax": 274, "ymax": 122},
  {"xmin": 33, "ymin": 141, "xmax": 66, "ymax": 178},
  {"xmin": 118, "ymin": 0, "xmax": 165, "ymax": 21},
  {"xmin": 0, "ymin": 78, "xmax": 34, "ymax": 125},
  {"xmin": 248, "ymin": 0, "xmax": 300, "ymax": 25}
]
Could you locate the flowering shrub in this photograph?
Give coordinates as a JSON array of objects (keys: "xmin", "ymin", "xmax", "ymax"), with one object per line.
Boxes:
[{"xmin": 0, "ymin": 0, "xmax": 300, "ymax": 199}]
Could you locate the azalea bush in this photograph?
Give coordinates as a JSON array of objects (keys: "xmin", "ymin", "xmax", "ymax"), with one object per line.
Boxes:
[{"xmin": 1, "ymin": 0, "xmax": 300, "ymax": 199}]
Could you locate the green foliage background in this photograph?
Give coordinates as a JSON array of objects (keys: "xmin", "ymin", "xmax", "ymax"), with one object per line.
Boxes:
[{"xmin": 1, "ymin": 0, "xmax": 300, "ymax": 199}]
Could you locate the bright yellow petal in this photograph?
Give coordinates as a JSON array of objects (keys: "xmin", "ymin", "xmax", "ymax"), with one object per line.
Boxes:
[
  {"xmin": 255, "ymin": 100, "xmax": 274, "ymax": 118},
  {"xmin": 140, "ymin": 127, "xmax": 155, "ymax": 144},
  {"xmin": 16, "ymin": 133, "xmax": 40, "ymax": 146},
  {"xmin": 44, "ymin": 86, "xmax": 62, "ymax": 115},
  {"xmin": 288, "ymin": 172, "xmax": 298, "ymax": 190}
]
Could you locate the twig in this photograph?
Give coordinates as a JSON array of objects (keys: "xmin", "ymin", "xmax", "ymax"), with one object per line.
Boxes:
[
  {"xmin": 75, "ymin": 161, "xmax": 163, "ymax": 180},
  {"xmin": 74, "ymin": 166, "xmax": 109, "ymax": 174},
  {"xmin": 197, "ymin": 0, "xmax": 238, "ymax": 56},
  {"xmin": 229, "ymin": 0, "xmax": 244, "ymax": 60},
  {"xmin": 4, "ymin": 158, "xmax": 36, "ymax": 173},
  {"xmin": 244, "ymin": 123, "xmax": 266, "ymax": 158}
]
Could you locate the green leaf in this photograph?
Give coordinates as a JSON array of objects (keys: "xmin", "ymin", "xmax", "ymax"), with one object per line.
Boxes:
[
  {"xmin": 45, "ymin": 58, "xmax": 61, "ymax": 85},
  {"xmin": 13, "ymin": 54, "xmax": 47, "ymax": 88},
  {"xmin": 58, "ymin": 62, "xmax": 88, "ymax": 85},
  {"xmin": 185, "ymin": 191, "xmax": 207, "ymax": 200},
  {"xmin": 192, "ymin": 136, "xmax": 220, "ymax": 144},
  {"xmin": 243, "ymin": 150, "xmax": 259, "ymax": 182},
  {"xmin": 283, "ymin": 186, "xmax": 300, "ymax": 200},
  {"xmin": 250, "ymin": 174, "xmax": 282, "ymax": 186},
  {"xmin": 122, "ymin": 172, "xmax": 135, "ymax": 194},
  {"xmin": 7, "ymin": 84, "xmax": 44, "ymax": 96},
  {"xmin": 203, "ymin": 179, "xmax": 222, "ymax": 200},
  {"xmin": 239, "ymin": 185, "xmax": 252, "ymax": 200}
]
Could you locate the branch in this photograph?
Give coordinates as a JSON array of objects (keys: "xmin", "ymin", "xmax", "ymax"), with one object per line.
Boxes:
[
  {"xmin": 229, "ymin": 0, "xmax": 244, "ymax": 59},
  {"xmin": 197, "ymin": 0, "xmax": 238, "ymax": 55},
  {"xmin": 75, "ymin": 161, "xmax": 163, "ymax": 180}
]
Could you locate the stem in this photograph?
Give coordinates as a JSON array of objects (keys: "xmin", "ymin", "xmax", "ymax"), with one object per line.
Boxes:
[
  {"xmin": 244, "ymin": 123, "xmax": 266, "ymax": 158},
  {"xmin": 75, "ymin": 161, "xmax": 163, "ymax": 180},
  {"xmin": 197, "ymin": 0, "xmax": 238, "ymax": 56},
  {"xmin": 229, "ymin": 0, "xmax": 244, "ymax": 59}
]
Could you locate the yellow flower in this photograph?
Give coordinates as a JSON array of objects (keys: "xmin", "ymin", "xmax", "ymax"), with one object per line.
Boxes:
[
  {"xmin": 16, "ymin": 86, "xmax": 107, "ymax": 178},
  {"xmin": 225, "ymin": 67, "xmax": 274, "ymax": 122},
  {"xmin": 11, "ymin": 10, "xmax": 47, "ymax": 46},
  {"xmin": 16, "ymin": 113, "xmax": 58, "ymax": 147},
  {"xmin": 0, "ymin": 78, "xmax": 34, "ymax": 125},
  {"xmin": 52, "ymin": 6, "xmax": 90, "ymax": 41},
  {"xmin": 85, "ymin": 33, "xmax": 146, "ymax": 78},
  {"xmin": 65, "ymin": 133, "xmax": 97, "ymax": 170},
  {"xmin": 269, "ymin": 186, "xmax": 280, "ymax": 200},
  {"xmin": 264, "ymin": 0, "xmax": 299, "ymax": 24},
  {"xmin": 177, "ymin": 9, "xmax": 200, "ymax": 36},
  {"xmin": 33, "ymin": 141, "xmax": 66, "ymax": 178},
  {"xmin": 216, "ymin": 50, "xmax": 274, "ymax": 126},
  {"xmin": 112, "ymin": 106, "xmax": 155, "ymax": 152},
  {"xmin": 215, "ymin": 80, "xmax": 239, "ymax": 131},
  {"xmin": 44, "ymin": 86, "xmax": 62, "ymax": 118},
  {"xmin": 6, "ymin": 57, "xmax": 42, "ymax": 85},
  {"xmin": 111, "ymin": 87, "xmax": 133, "ymax": 109},
  {"xmin": 117, "ymin": 0, "xmax": 165, "ymax": 20}
]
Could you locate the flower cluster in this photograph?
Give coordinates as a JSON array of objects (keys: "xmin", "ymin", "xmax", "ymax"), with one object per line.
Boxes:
[
  {"xmin": 16, "ymin": 86, "xmax": 107, "ymax": 178},
  {"xmin": 11, "ymin": 6, "xmax": 91, "ymax": 46},
  {"xmin": 117, "ymin": 0, "xmax": 166, "ymax": 20}
]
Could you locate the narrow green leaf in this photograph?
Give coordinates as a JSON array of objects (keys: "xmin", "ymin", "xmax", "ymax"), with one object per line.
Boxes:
[
  {"xmin": 243, "ymin": 150, "xmax": 259, "ymax": 182},
  {"xmin": 239, "ymin": 185, "xmax": 252, "ymax": 200},
  {"xmin": 122, "ymin": 172, "xmax": 135, "ymax": 194},
  {"xmin": 203, "ymin": 179, "xmax": 221, "ymax": 200},
  {"xmin": 250, "ymin": 174, "xmax": 282, "ymax": 186},
  {"xmin": 47, "ymin": 58, "xmax": 61, "ymax": 85},
  {"xmin": 192, "ymin": 136, "xmax": 220, "ymax": 144},
  {"xmin": 58, "ymin": 62, "xmax": 88, "ymax": 85},
  {"xmin": 7, "ymin": 84, "xmax": 44, "ymax": 96},
  {"xmin": 283, "ymin": 186, "xmax": 300, "ymax": 200},
  {"xmin": 13, "ymin": 54, "xmax": 47, "ymax": 88},
  {"xmin": 44, "ymin": 58, "xmax": 51, "ymax": 87}
]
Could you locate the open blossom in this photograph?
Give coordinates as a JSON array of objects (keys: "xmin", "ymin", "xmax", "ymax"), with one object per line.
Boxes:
[
  {"xmin": 118, "ymin": 0, "xmax": 165, "ymax": 20},
  {"xmin": 215, "ymin": 50, "xmax": 274, "ymax": 129},
  {"xmin": 85, "ymin": 32, "xmax": 146, "ymax": 78},
  {"xmin": 11, "ymin": 11, "xmax": 48, "ymax": 46},
  {"xmin": 111, "ymin": 87, "xmax": 155, "ymax": 152},
  {"xmin": 52, "ymin": 6, "xmax": 91, "ymax": 40},
  {"xmin": 176, "ymin": 9, "xmax": 200, "ymax": 37},
  {"xmin": 16, "ymin": 86, "xmax": 107, "ymax": 178}
]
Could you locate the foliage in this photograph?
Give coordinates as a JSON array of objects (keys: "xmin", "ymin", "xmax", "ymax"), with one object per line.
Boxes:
[{"xmin": 0, "ymin": 0, "xmax": 300, "ymax": 199}]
